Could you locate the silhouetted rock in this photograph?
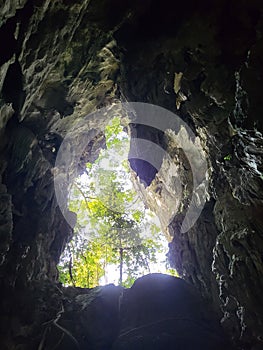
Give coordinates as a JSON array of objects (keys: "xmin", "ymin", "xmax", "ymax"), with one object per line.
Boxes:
[{"xmin": 113, "ymin": 274, "xmax": 232, "ymax": 350}]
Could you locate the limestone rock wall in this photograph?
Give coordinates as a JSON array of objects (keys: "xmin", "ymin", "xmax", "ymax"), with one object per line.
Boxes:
[
  {"xmin": 116, "ymin": 1, "xmax": 263, "ymax": 348},
  {"xmin": 0, "ymin": 0, "xmax": 121, "ymax": 285}
]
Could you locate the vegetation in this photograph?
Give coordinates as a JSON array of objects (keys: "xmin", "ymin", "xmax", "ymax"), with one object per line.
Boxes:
[
  {"xmin": 58, "ymin": 117, "xmax": 176, "ymax": 288},
  {"xmin": 223, "ymin": 154, "xmax": 232, "ymax": 161}
]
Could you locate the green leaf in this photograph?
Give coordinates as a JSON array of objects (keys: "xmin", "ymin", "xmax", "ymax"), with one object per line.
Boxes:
[{"xmin": 223, "ymin": 154, "xmax": 232, "ymax": 161}]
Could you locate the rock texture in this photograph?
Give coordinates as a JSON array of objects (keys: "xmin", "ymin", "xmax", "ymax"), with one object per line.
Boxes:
[
  {"xmin": 112, "ymin": 274, "xmax": 230, "ymax": 350},
  {"xmin": 116, "ymin": 2, "xmax": 263, "ymax": 348},
  {"xmin": 0, "ymin": 0, "xmax": 263, "ymax": 349},
  {"xmin": 0, "ymin": 274, "xmax": 231, "ymax": 350}
]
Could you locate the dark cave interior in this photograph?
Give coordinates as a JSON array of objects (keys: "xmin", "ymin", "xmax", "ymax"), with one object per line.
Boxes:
[{"xmin": 0, "ymin": 0, "xmax": 263, "ymax": 349}]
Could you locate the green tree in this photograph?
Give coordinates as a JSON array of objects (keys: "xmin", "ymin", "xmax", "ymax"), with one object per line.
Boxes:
[{"xmin": 58, "ymin": 117, "xmax": 169, "ymax": 287}]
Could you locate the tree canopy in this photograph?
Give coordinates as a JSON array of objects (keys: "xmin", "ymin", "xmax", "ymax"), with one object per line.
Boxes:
[{"xmin": 58, "ymin": 117, "xmax": 176, "ymax": 288}]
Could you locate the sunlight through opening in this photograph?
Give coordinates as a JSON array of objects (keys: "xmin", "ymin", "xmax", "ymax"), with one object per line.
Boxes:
[{"xmin": 58, "ymin": 117, "xmax": 177, "ymax": 288}]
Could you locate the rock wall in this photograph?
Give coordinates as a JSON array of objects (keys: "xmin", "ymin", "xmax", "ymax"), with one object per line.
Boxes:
[
  {"xmin": 117, "ymin": 2, "xmax": 263, "ymax": 347},
  {"xmin": 0, "ymin": 0, "xmax": 121, "ymax": 285},
  {"xmin": 0, "ymin": 274, "xmax": 232, "ymax": 350},
  {"xmin": 0, "ymin": 0, "xmax": 263, "ymax": 349}
]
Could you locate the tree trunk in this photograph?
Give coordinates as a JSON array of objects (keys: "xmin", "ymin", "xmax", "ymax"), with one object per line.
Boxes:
[{"xmin": 119, "ymin": 247, "xmax": 123, "ymax": 286}]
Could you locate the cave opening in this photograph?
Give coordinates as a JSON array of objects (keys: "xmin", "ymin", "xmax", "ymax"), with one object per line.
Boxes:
[
  {"xmin": 53, "ymin": 101, "xmax": 208, "ymax": 291},
  {"xmin": 57, "ymin": 115, "xmax": 177, "ymax": 288}
]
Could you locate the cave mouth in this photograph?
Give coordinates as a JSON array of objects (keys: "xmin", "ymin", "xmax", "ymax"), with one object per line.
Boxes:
[
  {"xmin": 54, "ymin": 101, "xmax": 209, "ymax": 288},
  {"xmin": 56, "ymin": 115, "xmax": 177, "ymax": 288}
]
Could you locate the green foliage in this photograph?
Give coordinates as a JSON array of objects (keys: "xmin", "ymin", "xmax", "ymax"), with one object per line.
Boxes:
[
  {"xmin": 58, "ymin": 117, "xmax": 173, "ymax": 288},
  {"xmin": 223, "ymin": 154, "xmax": 232, "ymax": 161},
  {"xmin": 165, "ymin": 267, "xmax": 179, "ymax": 277},
  {"xmin": 58, "ymin": 236, "xmax": 107, "ymax": 288}
]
